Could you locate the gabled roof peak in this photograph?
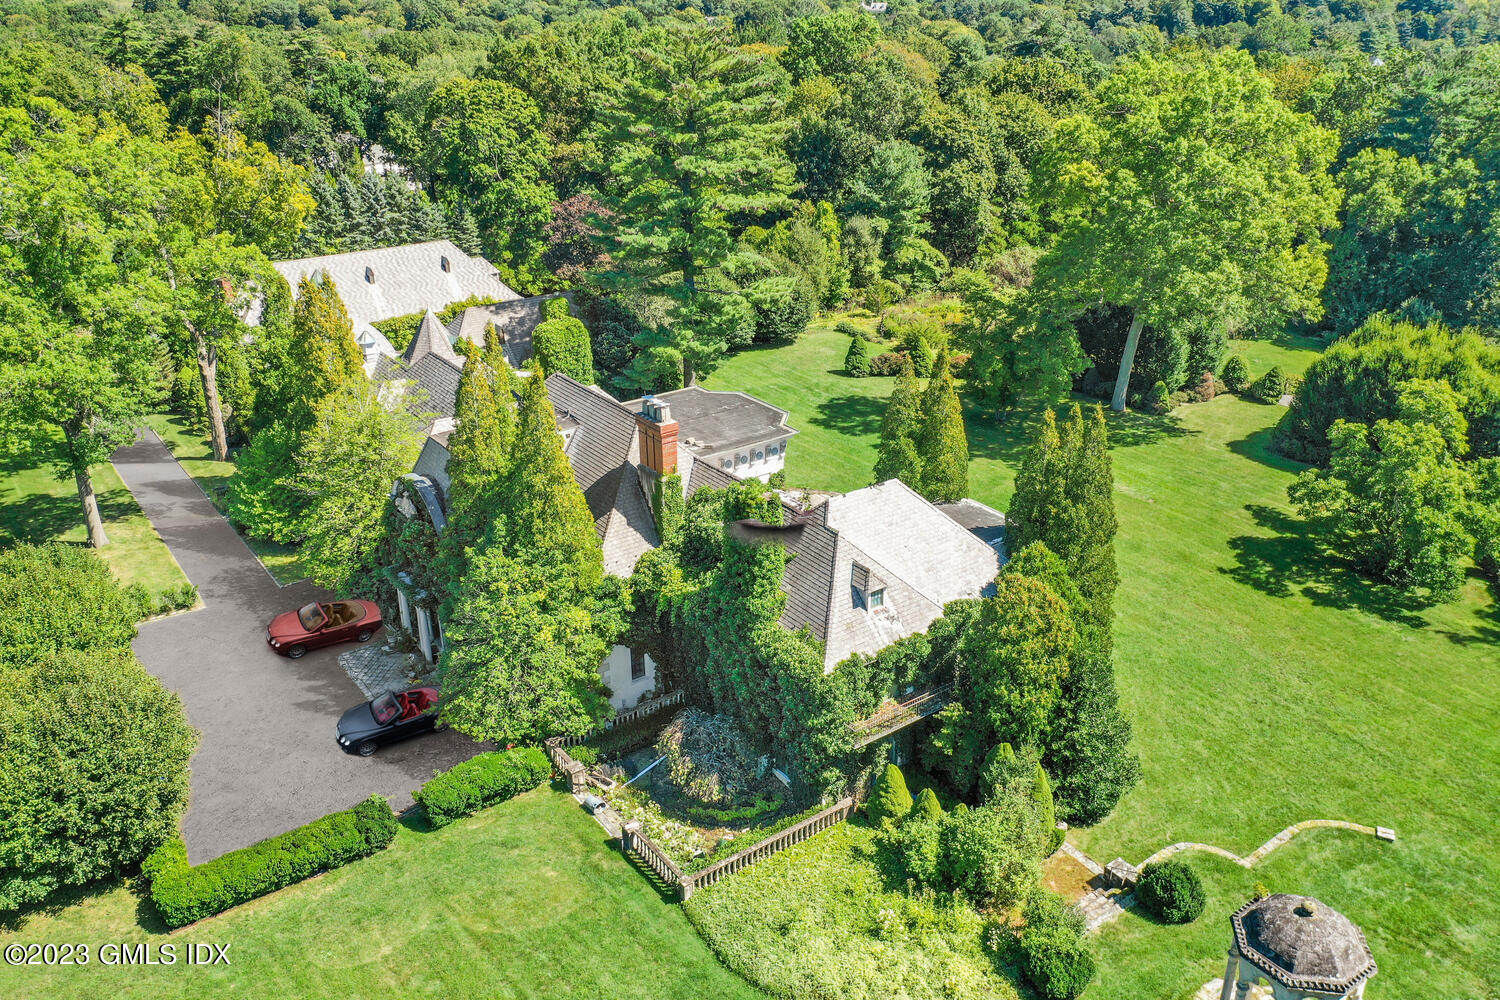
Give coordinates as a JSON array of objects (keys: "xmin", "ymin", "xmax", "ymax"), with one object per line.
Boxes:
[{"xmin": 404, "ymin": 309, "xmax": 463, "ymax": 367}]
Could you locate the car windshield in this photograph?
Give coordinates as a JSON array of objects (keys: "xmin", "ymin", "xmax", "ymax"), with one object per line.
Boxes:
[
  {"xmin": 370, "ymin": 692, "xmax": 400, "ymax": 725},
  {"xmin": 297, "ymin": 603, "xmax": 326, "ymax": 631}
]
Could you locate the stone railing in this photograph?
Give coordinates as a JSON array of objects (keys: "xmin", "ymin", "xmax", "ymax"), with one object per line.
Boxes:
[
  {"xmin": 544, "ymin": 737, "xmax": 590, "ymax": 795},
  {"xmin": 675, "ymin": 797, "xmax": 856, "ymax": 900},
  {"xmin": 622, "ymin": 821, "xmax": 684, "ymax": 887}
]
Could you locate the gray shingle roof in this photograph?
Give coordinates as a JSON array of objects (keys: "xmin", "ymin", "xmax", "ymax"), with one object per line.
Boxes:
[
  {"xmin": 446, "ymin": 293, "xmax": 571, "ymax": 370},
  {"xmin": 272, "ymin": 240, "xmax": 518, "ymax": 330},
  {"xmin": 1233, "ymin": 895, "xmax": 1376, "ymax": 993},
  {"xmin": 936, "ymin": 498, "xmax": 1008, "ymax": 562},
  {"xmin": 373, "ymin": 352, "xmax": 461, "ymax": 421},
  {"xmin": 405, "ymin": 309, "xmax": 463, "ymax": 366}
]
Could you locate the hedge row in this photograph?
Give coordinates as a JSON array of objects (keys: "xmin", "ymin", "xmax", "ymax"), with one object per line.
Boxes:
[
  {"xmin": 414, "ymin": 747, "xmax": 550, "ymax": 829},
  {"xmin": 143, "ymin": 795, "xmax": 398, "ymax": 928}
]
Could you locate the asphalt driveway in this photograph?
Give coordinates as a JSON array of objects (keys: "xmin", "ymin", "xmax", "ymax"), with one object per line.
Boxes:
[{"xmin": 115, "ymin": 431, "xmax": 484, "ymax": 863}]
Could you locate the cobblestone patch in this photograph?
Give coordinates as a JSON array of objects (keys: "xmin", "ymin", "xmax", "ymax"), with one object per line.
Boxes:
[{"xmin": 339, "ymin": 643, "xmax": 425, "ymax": 699}]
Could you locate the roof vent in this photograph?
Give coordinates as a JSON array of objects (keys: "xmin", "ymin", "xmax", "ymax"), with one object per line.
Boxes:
[
  {"xmin": 364, "ymin": 266, "xmax": 376, "ymax": 283},
  {"xmin": 440, "ymin": 256, "xmax": 451, "ymax": 272}
]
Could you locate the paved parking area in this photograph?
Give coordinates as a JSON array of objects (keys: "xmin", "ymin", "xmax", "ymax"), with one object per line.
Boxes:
[{"xmin": 115, "ymin": 431, "xmax": 484, "ymax": 863}]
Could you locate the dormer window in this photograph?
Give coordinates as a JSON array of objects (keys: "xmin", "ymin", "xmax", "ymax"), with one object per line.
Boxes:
[
  {"xmin": 440, "ymin": 256, "xmax": 451, "ymax": 272},
  {"xmin": 868, "ymin": 589, "xmax": 885, "ymax": 608},
  {"xmin": 364, "ymin": 266, "xmax": 376, "ymax": 283}
]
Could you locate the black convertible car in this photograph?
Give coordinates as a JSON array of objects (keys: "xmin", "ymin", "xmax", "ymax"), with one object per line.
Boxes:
[{"xmin": 336, "ymin": 687, "xmax": 441, "ymax": 756}]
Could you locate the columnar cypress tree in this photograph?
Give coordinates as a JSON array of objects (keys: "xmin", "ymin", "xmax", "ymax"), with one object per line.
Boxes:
[
  {"xmin": 288, "ymin": 272, "xmax": 365, "ymax": 430},
  {"xmin": 501, "ymin": 369, "xmax": 603, "ymax": 593},
  {"xmin": 446, "ymin": 353, "xmax": 512, "ymax": 515},
  {"xmin": 916, "ymin": 347, "xmax": 970, "ymax": 503},
  {"xmin": 1008, "ymin": 404, "xmax": 1117, "ymax": 635},
  {"xmin": 874, "ymin": 371, "xmax": 924, "ymax": 486}
]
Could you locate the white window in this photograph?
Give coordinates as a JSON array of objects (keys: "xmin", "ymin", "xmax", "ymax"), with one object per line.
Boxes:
[
  {"xmin": 754, "ymin": 449, "xmax": 765, "ymax": 462},
  {"xmin": 869, "ymin": 589, "xmax": 886, "ymax": 608}
]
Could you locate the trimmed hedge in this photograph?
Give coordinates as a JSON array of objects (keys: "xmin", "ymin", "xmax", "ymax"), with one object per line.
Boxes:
[
  {"xmin": 143, "ymin": 795, "xmax": 399, "ymax": 928},
  {"xmin": 414, "ymin": 746, "xmax": 550, "ymax": 829},
  {"xmin": 1136, "ymin": 859, "xmax": 1207, "ymax": 923}
]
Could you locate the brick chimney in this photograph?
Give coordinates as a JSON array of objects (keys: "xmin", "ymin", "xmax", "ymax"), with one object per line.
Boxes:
[{"xmin": 636, "ymin": 396, "xmax": 678, "ymax": 476}]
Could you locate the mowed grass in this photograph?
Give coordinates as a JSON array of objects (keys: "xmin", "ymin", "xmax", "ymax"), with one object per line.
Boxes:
[
  {"xmin": 144, "ymin": 414, "xmax": 310, "ymax": 586},
  {"xmin": 0, "ymin": 788, "xmax": 765, "ymax": 1000},
  {"xmin": 712, "ymin": 321, "xmax": 1500, "ymax": 997},
  {"xmin": 0, "ymin": 437, "xmax": 188, "ymax": 594}
]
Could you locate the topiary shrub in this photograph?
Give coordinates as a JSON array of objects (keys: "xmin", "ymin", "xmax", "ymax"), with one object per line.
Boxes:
[
  {"xmin": 1145, "ymin": 380, "xmax": 1171, "ymax": 414},
  {"xmin": 869, "ymin": 351, "xmax": 912, "ymax": 376},
  {"xmin": 414, "ymin": 746, "xmax": 550, "ymax": 829},
  {"xmin": 144, "ymin": 795, "xmax": 398, "ymax": 928},
  {"xmin": 1221, "ymin": 354, "xmax": 1251, "ymax": 393},
  {"xmin": 909, "ymin": 336, "xmax": 935, "ymax": 377},
  {"xmin": 911, "ymin": 786, "xmax": 944, "ymax": 821},
  {"xmin": 1032, "ymin": 763, "xmax": 1061, "ymax": 854},
  {"xmin": 533, "ymin": 311, "xmax": 596, "ymax": 385},
  {"xmin": 1136, "ymin": 859, "xmax": 1207, "ymax": 923},
  {"xmin": 845, "ymin": 335, "xmax": 873, "ymax": 377},
  {"xmin": 867, "ymin": 762, "xmax": 914, "ymax": 828},
  {"xmin": 1249, "ymin": 365, "xmax": 1289, "ymax": 403}
]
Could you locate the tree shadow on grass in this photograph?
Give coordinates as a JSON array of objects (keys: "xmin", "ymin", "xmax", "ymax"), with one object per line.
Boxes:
[
  {"xmin": 963, "ymin": 396, "xmax": 1197, "ymax": 468},
  {"xmin": 0, "ymin": 878, "xmax": 141, "ymax": 934},
  {"xmin": 1225, "ymin": 422, "xmax": 1311, "ymax": 475},
  {"xmin": 0, "ymin": 487, "xmax": 139, "ymax": 547},
  {"xmin": 811, "ymin": 393, "xmax": 888, "ymax": 439},
  {"xmin": 1222, "ymin": 504, "xmax": 1433, "ymax": 628}
]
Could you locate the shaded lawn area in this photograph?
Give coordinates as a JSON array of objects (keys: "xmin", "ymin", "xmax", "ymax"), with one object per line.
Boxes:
[
  {"xmin": 0, "ymin": 439, "xmax": 189, "ymax": 595},
  {"xmin": 712, "ymin": 322, "xmax": 1500, "ymax": 997},
  {"xmin": 0, "ymin": 788, "xmax": 764, "ymax": 1000},
  {"xmin": 144, "ymin": 414, "xmax": 310, "ymax": 586}
]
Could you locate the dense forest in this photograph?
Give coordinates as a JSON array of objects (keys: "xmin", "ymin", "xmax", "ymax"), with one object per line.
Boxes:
[{"xmin": 1, "ymin": 0, "xmax": 1496, "ymax": 465}]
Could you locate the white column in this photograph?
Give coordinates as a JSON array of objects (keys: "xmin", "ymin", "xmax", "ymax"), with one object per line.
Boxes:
[
  {"xmin": 416, "ymin": 607, "xmax": 433, "ymax": 663},
  {"xmin": 1219, "ymin": 948, "xmax": 1240, "ymax": 1000},
  {"xmin": 396, "ymin": 590, "xmax": 411, "ymax": 630}
]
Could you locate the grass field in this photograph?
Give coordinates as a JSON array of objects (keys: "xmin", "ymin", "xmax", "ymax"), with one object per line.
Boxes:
[
  {"xmin": 0, "ymin": 439, "xmax": 189, "ymax": 595},
  {"xmin": 708, "ymin": 322, "xmax": 1500, "ymax": 997},
  {"xmin": 0, "ymin": 788, "xmax": 764, "ymax": 1000},
  {"xmin": 143, "ymin": 415, "xmax": 310, "ymax": 586}
]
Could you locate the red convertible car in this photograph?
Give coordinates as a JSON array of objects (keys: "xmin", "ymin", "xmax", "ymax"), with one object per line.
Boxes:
[{"xmin": 266, "ymin": 600, "xmax": 383, "ymax": 659}]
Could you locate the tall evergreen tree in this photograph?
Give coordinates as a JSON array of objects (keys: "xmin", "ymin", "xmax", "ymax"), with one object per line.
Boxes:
[
  {"xmin": 445, "ymin": 352, "xmax": 512, "ymax": 517},
  {"xmin": 501, "ymin": 369, "xmax": 603, "ymax": 593},
  {"xmin": 916, "ymin": 347, "xmax": 970, "ymax": 503},
  {"xmin": 1008, "ymin": 405, "xmax": 1118, "ymax": 634},
  {"xmin": 874, "ymin": 370, "xmax": 923, "ymax": 486},
  {"xmin": 594, "ymin": 23, "xmax": 795, "ymax": 387},
  {"xmin": 287, "ymin": 272, "xmax": 365, "ymax": 430}
]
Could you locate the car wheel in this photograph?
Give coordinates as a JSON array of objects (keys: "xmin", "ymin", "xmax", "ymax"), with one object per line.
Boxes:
[
  {"xmin": 287, "ymin": 644, "xmax": 308, "ymax": 659},
  {"xmin": 356, "ymin": 740, "xmax": 378, "ymax": 757},
  {"xmin": 357, "ymin": 629, "xmax": 374, "ymax": 643}
]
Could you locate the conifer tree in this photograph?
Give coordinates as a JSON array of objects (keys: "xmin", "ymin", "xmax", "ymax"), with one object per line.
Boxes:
[
  {"xmin": 845, "ymin": 335, "xmax": 872, "ymax": 376},
  {"xmin": 1072, "ymin": 406, "xmax": 1119, "ymax": 631},
  {"xmin": 874, "ymin": 371, "xmax": 923, "ymax": 486},
  {"xmin": 287, "ymin": 272, "xmax": 365, "ymax": 430},
  {"xmin": 446, "ymin": 352, "xmax": 512, "ymax": 516},
  {"xmin": 868, "ymin": 762, "xmax": 914, "ymax": 828},
  {"xmin": 501, "ymin": 369, "xmax": 604, "ymax": 593},
  {"xmin": 916, "ymin": 347, "xmax": 970, "ymax": 503}
]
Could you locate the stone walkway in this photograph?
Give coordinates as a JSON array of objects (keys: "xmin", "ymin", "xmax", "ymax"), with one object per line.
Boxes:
[
  {"xmin": 339, "ymin": 642, "xmax": 426, "ymax": 699},
  {"xmin": 1071, "ymin": 818, "xmax": 1394, "ymax": 934},
  {"xmin": 1138, "ymin": 819, "xmax": 1393, "ymax": 869}
]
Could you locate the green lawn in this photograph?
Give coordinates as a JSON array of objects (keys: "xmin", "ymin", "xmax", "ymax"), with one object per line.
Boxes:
[
  {"xmin": 0, "ymin": 440, "xmax": 189, "ymax": 596},
  {"xmin": 710, "ymin": 321, "xmax": 1500, "ymax": 998},
  {"xmin": 0, "ymin": 789, "xmax": 764, "ymax": 1000},
  {"xmin": 144, "ymin": 415, "xmax": 310, "ymax": 586}
]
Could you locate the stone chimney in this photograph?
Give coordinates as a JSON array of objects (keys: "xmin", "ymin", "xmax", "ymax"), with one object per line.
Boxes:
[{"xmin": 636, "ymin": 396, "xmax": 678, "ymax": 476}]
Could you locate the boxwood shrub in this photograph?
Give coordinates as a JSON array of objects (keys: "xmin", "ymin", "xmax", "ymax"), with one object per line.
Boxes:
[
  {"xmin": 1136, "ymin": 859, "xmax": 1207, "ymax": 923},
  {"xmin": 414, "ymin": 746, "xmax": 550, "ymax": 829},
  {"xmin": 143, "ymin": 795, "xmax": 399, "ymax": 928}
]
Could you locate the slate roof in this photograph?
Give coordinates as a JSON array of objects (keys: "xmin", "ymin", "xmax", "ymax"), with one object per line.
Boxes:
[
  {"xmin": 621, "ymin": 386, "xmax": 795, "ymax": 457},
  {"xmin": 372, "ymin": 352, "xmax": 462, "ymax": 422},
  {"xmin": 446, "ymin": 293, "xmax": 571, "ymax": 370},
  {"xmin": 936, "ymin": 498, "xmax": 1008, "ymax": 564},
  {"xmin": 717, "ymin": 477, "xmax": 999, "ymax": 671},
  {"xmin": 1232, "ymin": 895, "xmax": 1377, "ymax": 994},
  {"xmin": 405, "ymin": 310, "xmax": 463, "ymax": 366},
  {"xmin": 270, "ymin": 240, "xmax": 519, "ymax": 331}
]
